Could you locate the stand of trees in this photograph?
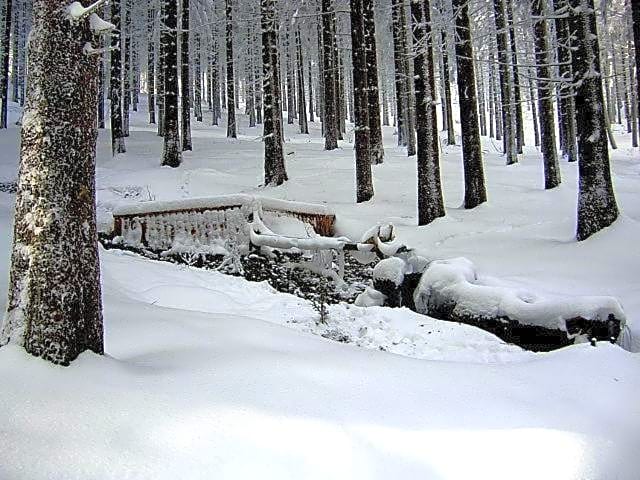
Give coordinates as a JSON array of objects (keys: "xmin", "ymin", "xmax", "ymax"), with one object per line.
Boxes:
[{"xmin": 0, "ymin": 0, "xmax": 636, "ymax": 364}]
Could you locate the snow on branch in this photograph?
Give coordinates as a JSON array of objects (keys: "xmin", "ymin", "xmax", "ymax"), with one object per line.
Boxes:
[
  {"xmin": 66, "ymin": 0, "xmax": 108, "ymax": 21},
  {"xmin": 89, "ymin": 13, "xmax": 115, "ymax": 34}
]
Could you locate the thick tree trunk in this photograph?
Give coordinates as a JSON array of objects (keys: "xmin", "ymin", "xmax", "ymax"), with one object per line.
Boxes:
[
  {"xmin": 321, "ymin": 0, "xmax": 339, "ymax": 150},
  {"xmin": 453, "ymin": 0, "xmax": 487, "ymax": 208},
  {"xmin": 363, "ymin": 0, "xmax": 384, "ymax": 164},
  {"xmin": 110, "ymin": 0, "xmax": 126, "ymax": 154},
  {"xmin": 226, "ymin": 0, "xmax": 236, "ymax": 138},
  {"xmin": 569, "ymin": 0, "xmax": 618, "ymax": 241},
  {"xmin": 180, "ymin": 0, "xmax": 191, "ymax": 150},
  {"xmin": 1, "ymin": 0, "xmax": 104, "ymax": 365},
  {"xmin": 350, "ymin": 0, "xmax": 373, "ymax": 202},
  {"xmin": 0, "ymin": 0, "xmax": 12, "ymax": 128},
  {"xmin": 531, "ymin": 0, "xmax": 560, "ymax": 189},
  {"xmin": 161, "ymin": 0, "xmax": 182, "ymax": 167},
  {"xmin": 412, "ymin": 0, "xmax": 444, "ymax": 225},
  {"xmin": 261, "ymin": 0, "xmax": 287, "ymax": 185}
]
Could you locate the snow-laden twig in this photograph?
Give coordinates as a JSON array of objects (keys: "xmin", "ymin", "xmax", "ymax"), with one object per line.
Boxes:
[
  {"xmin": 67, "ymin": 0, "xmax": 108, "ymax": 21},
  {"xmin": 89, "ymin": 13, "xmax": 115, "ymax": 34}
]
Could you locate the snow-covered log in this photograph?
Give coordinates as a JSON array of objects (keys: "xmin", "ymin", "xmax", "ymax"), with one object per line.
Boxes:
[{"xmin": 413, "ymin": 258, "xmax": 626, "ymax": 350}]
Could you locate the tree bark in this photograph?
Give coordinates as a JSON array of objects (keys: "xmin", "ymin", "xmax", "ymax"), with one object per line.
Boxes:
[
  {"xmin": 1, "ymin": 0, "xmax": 104, "ymax": 365},
  {"xmin": 295, "ymin": 28, "xmax": 309, "ymax": 134},
  {"xmin": 147, "ymin": 3, "xmax": 156, "ymax": 124},
  {"xmin": 350, "ymin": 0, "xmax": 373, "ymax": 202},
  {"xmin": 261, "ymin": 0, "xmax": 287, "ymax": 185},
  {"xmin": 391, "ymin": 0, "xmax": 408, "ymax": 147},
  {"xmin": 632, "ymin": 0, "xmax": 640, "ymax": 133},
  {"xmin": 0, "ymin": 0, "xmax": 12, "ymax": 128},
  {"xmin": 363, "ymin": 0, "xmax": 384, "ymax": 164},
  {"xmin": 453, "ymin": 0, "xmax": 487, "ymax": 208},
  {"xmin": 161, "ymin": 0, "xmax": 182, "ymax": 167},
  {"xmin": 553, "ymin": 0, "xmax": 577, "ymax": 162},
  {"xmin": 505, "ymin": 0, "xmax": 524, "ymax": 153},
  {"xmin": 226, "ymin": 0, "xmax": 236, "ymax": 138},
  {"xmin": 493, "ymin": 0, "xmax": 517, "ymax": 165},
  {"xmin": 180, "ymin": 0, "xmax": 192, "ymax": 150},
  {"xmin": 440, "ymin": 24, "xmax": 455, "ymax": 145},
  {"xmin": 110, "ymin": 0, "xmax": 126, "ymax": 154},
  {"xmin": 322, "ymin": 0, "xmax": 339, "ymax": 149},
  {"xmin": 412, "ymin": 0, "xmax": 444, "ymax": 225},
  {"xmin": 193, "ymin": 32, "xmax": 202, "ymax": 122},
  {"xmin": 531, "ymin": 0, "xmax": 560, "ymax": 189},
  {"xmin": 569, "ymin": 0, "xmax": 618, "ymax": 240}
]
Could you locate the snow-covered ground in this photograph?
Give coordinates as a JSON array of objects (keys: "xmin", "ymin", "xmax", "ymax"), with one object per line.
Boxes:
[{"xmin": 0, "ymin": 101, "xmax": 639, "ymax": 478}]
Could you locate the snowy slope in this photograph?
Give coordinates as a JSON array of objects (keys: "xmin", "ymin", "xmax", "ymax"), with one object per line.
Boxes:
[
  {"xmin": 84, "ymin": 105, "xmax": 640, "ymax": 350},
  {"xmin": 0, "ymin": 246, "xmax": 639, "ymax": 480},
  {"xmin": 1, "ymin": 101, "xmax": 640, "ymax": 478}
]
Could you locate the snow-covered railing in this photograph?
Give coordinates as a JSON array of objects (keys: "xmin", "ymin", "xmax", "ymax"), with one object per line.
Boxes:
[{"xmin": 111, "ymin": 195, "xmax": 336, "ymax": 248}]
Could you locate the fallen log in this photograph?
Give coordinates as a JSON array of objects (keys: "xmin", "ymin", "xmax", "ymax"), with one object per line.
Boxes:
[{"xmin": 411, "ymin": 258, "xmax": 625, "ymax": 351}]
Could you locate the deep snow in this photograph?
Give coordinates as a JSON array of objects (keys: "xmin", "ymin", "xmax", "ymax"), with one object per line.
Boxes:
[{"xmin": 0, "ymin": 100, "xmax": 639, "ymax": 478}]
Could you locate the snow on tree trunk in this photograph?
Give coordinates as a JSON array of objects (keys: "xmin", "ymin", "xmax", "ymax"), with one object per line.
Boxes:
[
  {"xmin": 321, "ymin": 0, "xmax": 339, "ymax": 150},
  {"xmin": 505, "ymin": 0, "xmax": 524, "ymax": 153},
  {"xmin": 493, "ymin": 0, "xmax": 517, "ymax": 165},
  {"xmin": 295, "ymin": 28, "xmax": 309, "ymax": 134},
  {"xmin": 307, "ymin": 59, "xmax": 314, "ymax": 123},
  {"xmin": 193, "ymin": 32, "xmax": 202, "ymax": 122},
  {"xmin": 157, "ymin": 0, "xmax": 165, "ymax": 136},
  {"xmin": 453, "ymin": 0, "xmax": 487, "ymax": 209},
  {"xmin": 0, "ymin": 0, "xmax": 12, "ymax": 128},
  {"xmin": 1, "ymin": 0, "xmax": 104, "ymax": 365},
  {"xmin": 147, "ymin": 2, "xmax": 156, "ymax": 124},
  {"xmin": 363, "ymin": 0, "xmax": 384, "ymax": 165},
  {"xmin": 569, "ymin": 0, "xmax": 619, "ymax": 241},
  {"xmin": 531, "ymin": 0, "xmax": 560, "ymax": 189},
  {"xmin": 161, "ymin": 0, "xmax": 182, "ymax": 167},
  {"xmin": 350, "ymin": 0, "xmax": 373, "ymax": 203},
  {"xmin": 632, "ymin": 0, "xmax": 640, "ymax": 134},
  {"xmin": 412, "ymin": 0, "xmax": 444, "ymax": 225},
  {"xmin": 553, "ymin": 0, "xmax": 577, "ymax": 162},
  {"xmin": 440, "ymin": 19, "xmax": 455, "ymax": 145},
  {"xmin": 180, "ymin": 0, "xmax": 192, "ymax": 151},
  {"xmin": 261, "ymin": 0, "xmax": 287, "ymax": 186},
  {"xmin": 225, "ymin": 0, "xmax": 236, "ymax": 138},
  {"xmin": 122, "ymin": 0, "xmax": 131, "ymax": 137},
  {"xmin": 110, "ymin": 0, "xmax": 126, "ymax": 154},
  {"xmin": 403, "ymin": 8, "xmax": 417, "ymax": 157},
  {"xmin": 391, "ymin": 0, "xmax": 408, "ymax": 147}
]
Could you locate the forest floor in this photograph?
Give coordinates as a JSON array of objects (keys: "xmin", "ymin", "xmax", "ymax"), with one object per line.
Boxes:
[{"xmin": 0, "ymin": 100, "xmax": 639, "ymax": 478}]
